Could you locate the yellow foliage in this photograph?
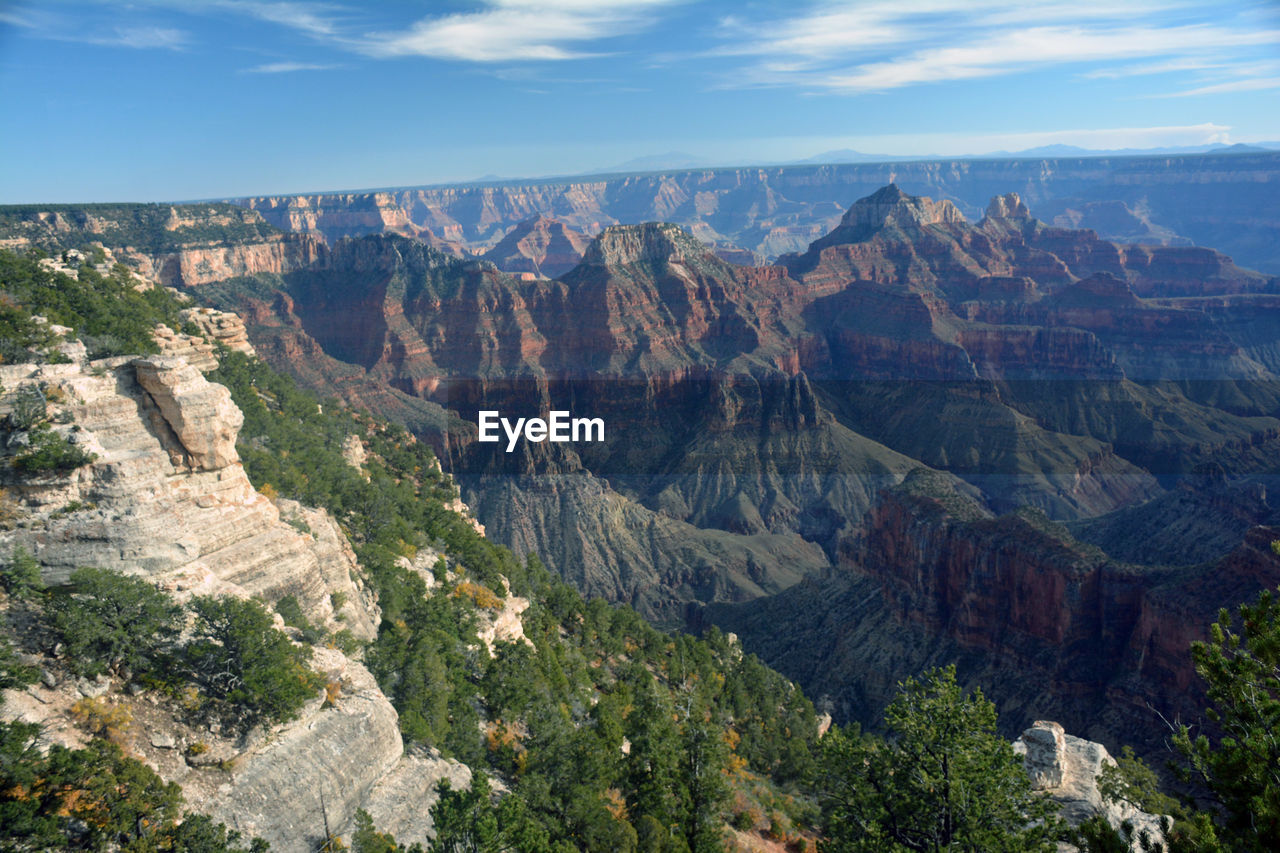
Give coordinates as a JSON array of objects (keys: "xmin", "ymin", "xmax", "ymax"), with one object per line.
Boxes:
[
  {"xmin": 259, "ymin": 482, "xmax": 279, "ymax": 501},
  {"xmin": 0, "ymin": 488, "xmax": 18, "ymax": 528},
  {"xmin": 602, "ymin": 787, "xmax": 628, "ymax": 821},
  {"xmin": 452, "ymin": 580, "xmax": 503, "ymax": 611},
  {"xmin": 324, "ymin": 681, "xmax": 342, "ymax": 707},
  {"xmin": 71, "ymin": 697, "xmax": 132, "ymax": 745},
  {"xmin": 485, "ymin": 719, "xmax": 526, "ymax": 753}
]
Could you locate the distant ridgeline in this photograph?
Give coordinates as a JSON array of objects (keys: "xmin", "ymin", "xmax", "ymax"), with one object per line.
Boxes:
[
  {"xmin": 0, "ymin": 201, "xmax": 281, "ymax": 253},
  {"xmin": 229, "ymin": 150, "xmax": 1280, "ymax": 274}
]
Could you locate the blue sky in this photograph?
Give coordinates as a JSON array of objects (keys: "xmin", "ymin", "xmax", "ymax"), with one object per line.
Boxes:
[{"xmin": 1, "ymin": 0, "xmax": 1278, "ymax": 202}]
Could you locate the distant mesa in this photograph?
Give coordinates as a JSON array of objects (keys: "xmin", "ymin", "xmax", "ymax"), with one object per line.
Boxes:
[{"xmin": 577, "ymin": 221, "xmax": 709, "ymax": 269}]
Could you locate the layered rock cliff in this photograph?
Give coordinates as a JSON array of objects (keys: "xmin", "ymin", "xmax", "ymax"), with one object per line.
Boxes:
[
  {"xmin": 701, "ymin": 470, "xmax": 1280, "ymax": 761},
  {"xmin": 0, "ymin": 202, "xmax": 326, "ymax": 287},
  {"xmin": 0, "ymin": 355, "xmax": 376, "ymax": 638},
  {"xmin": 0, "ymin": 345, "xmax": 502, "ymax": 851}
]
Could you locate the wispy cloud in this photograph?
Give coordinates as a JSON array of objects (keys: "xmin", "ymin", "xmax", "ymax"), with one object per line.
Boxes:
[
  {"xmin": 815, "ymin": 25, "xmax": 1278, "ymax": 93},
  {"xmin": 242, "ymin": 60, "xmax": 340, "ymax": 73},
  {"xmin": 96, "ymin": 25, "xmax": 188, "ymax": 50},
  {"xmin": 0, "ymin": 9, "xmax": 37, "ymax": 28},
  {"xmin": 1160, "ymin": 76, "xmax": 1280, "ymax": 97},
  {"xmin": 0, "ymin": 6, "xmax": 187, "ymax": 49},
  {"xmin": 708, "ymin": 1, "xmax": 1280, "ymax": 95},
  {"xmin": 357, "ymin": 0, "xmax": 683, "ymax": 62},
  {"xmin": 1083, "ymin": 58, "xmax": 1227, "ymax": 79},
  {"xmin": 211, "ymin": 1, "xmax": 344, "ymax": 38}
]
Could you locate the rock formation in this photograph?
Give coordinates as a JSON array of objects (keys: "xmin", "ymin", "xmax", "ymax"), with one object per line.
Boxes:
[
  {"xmin": 152, "ymin": 324, "xmax": 219, "ymax": 371},
  {"xmin": 192, "ymin": 186, "xmax": 1280, "ymax": 631},
  {"xmin": 1016, "ymin": 721, "xmax": 1165, "ymax": 849},
  {"xmin": 0, "ymin": 356, "xmax": 376, "ymax": 638},
  {"xmin": 0, "ymin": 346, "xmax": 508, "ymax": 851},
  {"xmin": 180, "ymin": 307, "xmax": 257, "ymax": 356}
]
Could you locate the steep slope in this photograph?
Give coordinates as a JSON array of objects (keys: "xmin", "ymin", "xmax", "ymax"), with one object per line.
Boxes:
[{"xmin": 702, "ymin": 470, "xmax": 1280, "ymax": 760}]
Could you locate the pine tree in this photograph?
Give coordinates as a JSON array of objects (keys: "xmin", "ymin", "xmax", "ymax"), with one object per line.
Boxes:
[{"xmin": 815, "ymin": 665, "xmax": 1061, "ymax": 852}]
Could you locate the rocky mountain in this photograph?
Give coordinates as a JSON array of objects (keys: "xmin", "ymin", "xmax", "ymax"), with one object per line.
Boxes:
[
  {"xmin": 480, "ymin": 214, "xmax": 591, "ymax": 278},
  {"xmin": 232, "ymin": 150, "xmax": 1280, "ymax": 273},
  {"xmin": 12, "ymin": 184, "xmax": 1280, "ymax": 769}
]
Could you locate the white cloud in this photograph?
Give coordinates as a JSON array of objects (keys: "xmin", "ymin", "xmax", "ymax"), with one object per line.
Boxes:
[
  {"xmin": 0, "ymin": 9, "xmax": 36, "ymax": 28},
  {"xmin": 814, "ymin": 25, "xmax": 1279, "ymax": 93},
  {"xmin": 358, "ymin": 0, "xmax": 683, "ymax": 62},
  {"xmin": 710, "ymin": 1, "xmax": 1280, "ymax": 94},
  {"xmin": 243, "ymin": 61, "xmax": 339, "ymax": 73}
]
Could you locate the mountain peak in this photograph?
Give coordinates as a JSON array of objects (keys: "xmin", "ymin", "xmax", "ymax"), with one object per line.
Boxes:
[
  {"xmin": 841, "ymin": 184, "xmax": 967, "ymax": 230},
  {"xmin": 985, "ymin": 192, "xmax": 1032, "ymax": 221}
]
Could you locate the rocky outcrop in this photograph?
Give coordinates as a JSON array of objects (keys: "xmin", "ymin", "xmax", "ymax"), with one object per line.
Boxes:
[
  {"xmin": 0, "ymin": 357, "xmax": 377, "ymax": 639},
  {"xmin": 184, "ymin": 648, "xmax": 400, "ymax": 851},
  {"xmin": 0, "ymin": 202, "xmax": 327, "ymax": 287},
  {"xmin": 180, "ymin": 307, "xmax": 257, "ymax": 356},
  {"xmin": 2, "ymin": 644, "xmax": 467, "ymax": 853},
  {"xmin": 189, "ymin": 648, "xmax": 472, "ymax": 852},
  {"xmin": 1015, "ymin": 721, "xmax": 1165, "ymax": 849},
  {"xmin": 129, "ymin": 234, "xmax": 325, "ymax": 287},
  {"xmin": 152, "ymin": 324, "xmax": 219, "ymax": 371},
  {"xmin": 135, "ymin": 356, "xmax": 243, "ymax": 470},
  {"xmin": 349, "ymin": 750, "xmax": 472, "ymax": 846},
  {"xmin": 984, "ymin": 192, "xmax": 1033, "ymax": 222}
]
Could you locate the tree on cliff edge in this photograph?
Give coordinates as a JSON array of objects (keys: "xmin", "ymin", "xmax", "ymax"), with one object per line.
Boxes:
[
  {"xmin": 815, "ymin": 665, "xmax": 1061, "ymax": 853},
  {"xmin": 1172, "ymin": 584, "xmax": 1280, "ymax": 852}
]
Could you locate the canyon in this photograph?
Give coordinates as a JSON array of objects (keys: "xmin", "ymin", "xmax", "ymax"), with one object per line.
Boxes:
[{"xmin": 6, "ymin": 158, "xmax": 1280, "ymax": 763}]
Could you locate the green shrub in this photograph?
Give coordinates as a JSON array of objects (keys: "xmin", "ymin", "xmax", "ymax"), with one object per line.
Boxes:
[
  {"xmin": 184, "ymin": 595, "xmax": 324, "ymax": 731},
  {"xmin": 11, "ymin": 426, "xmax": 96, "ymax": 472},
  {"xmin": 274, "ymin": 594, "xmax": 325, "ymax": 645},
  {"xmin": 0, "ymin": 546, "xmax": 43, "ymax": 600},
  {"xmin": 47, "ymin": 567, "xmax": 181, "ymax": 679},
  {"xmin": 5, "ymin": 386, "xmax": 47, "ymax": 429}
]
